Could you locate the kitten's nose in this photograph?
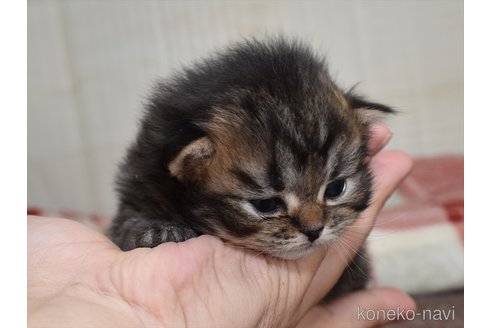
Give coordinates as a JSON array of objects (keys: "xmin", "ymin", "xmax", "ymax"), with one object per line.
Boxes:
[{"xmin": 302, "ymin": 227, "xmax": 324, "ymax": 243}]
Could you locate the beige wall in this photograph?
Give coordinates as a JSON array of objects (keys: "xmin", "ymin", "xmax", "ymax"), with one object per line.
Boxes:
[{"xmin": 28, "ymin": 0, "xmax": 463, "ymax": 215}]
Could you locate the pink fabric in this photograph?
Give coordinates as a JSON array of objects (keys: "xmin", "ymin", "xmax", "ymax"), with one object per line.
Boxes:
[
  {"xmin": 368, "ymin": 156, "xmax": 464, "ymax": 293},
  {"xmin": 378, "ymin": 156, "xmax": 464, "ymax": 241}
]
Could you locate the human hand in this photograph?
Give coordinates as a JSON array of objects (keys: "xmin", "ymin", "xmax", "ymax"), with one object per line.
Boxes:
[{"xmin": 28, "ymin": 124, "xmax": 415, "ymax": 328}]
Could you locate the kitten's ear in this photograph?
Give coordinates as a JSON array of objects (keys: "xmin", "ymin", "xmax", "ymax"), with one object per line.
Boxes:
[
  {"xmin": 168, "ymin": 137, "xmax": 214, "ymax": 182},
  {"xmin": 349, "ymin": 95, "xmax": 395, "ymax": 124}
]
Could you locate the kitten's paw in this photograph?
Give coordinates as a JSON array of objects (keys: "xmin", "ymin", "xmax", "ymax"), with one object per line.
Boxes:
[{"xmin": 134, "ymin": 223, "xmax": 198, "ymax": 248}]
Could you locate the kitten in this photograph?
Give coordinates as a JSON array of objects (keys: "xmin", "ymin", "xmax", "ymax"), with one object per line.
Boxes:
[{"xmin": 109, "ymin": 38, "xmax": 393, "ymax": 297}]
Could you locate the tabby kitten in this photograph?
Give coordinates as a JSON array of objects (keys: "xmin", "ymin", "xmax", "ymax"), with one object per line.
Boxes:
[{"xmin": 109, "ymin": 38, "xmax": 392, "ymax": 294}]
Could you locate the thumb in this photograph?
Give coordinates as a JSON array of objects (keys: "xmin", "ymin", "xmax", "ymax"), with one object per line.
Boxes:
[{"xmin": 297, "ymin": 287, "xmax": 416, "ymax": 328}]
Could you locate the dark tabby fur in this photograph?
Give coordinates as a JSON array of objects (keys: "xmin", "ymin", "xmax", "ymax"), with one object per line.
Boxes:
[{"xmin": 109, "ymin": 38, "xmax": 393, "ymax": 298}]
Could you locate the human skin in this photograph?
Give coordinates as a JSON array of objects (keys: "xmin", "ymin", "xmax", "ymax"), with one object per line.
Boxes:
[{"xmin": 28, "ymin": 125, "xmax": 415, "ymax": 328}]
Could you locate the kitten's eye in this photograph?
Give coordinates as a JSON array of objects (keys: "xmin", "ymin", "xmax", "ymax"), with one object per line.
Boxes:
[
  {"xmin": 324, "ymin": 179, "xmax": 346, "ymax": 199},
  {"xmin": 249, "ymin": 197, "xmax": 283, "ymax": 214}
]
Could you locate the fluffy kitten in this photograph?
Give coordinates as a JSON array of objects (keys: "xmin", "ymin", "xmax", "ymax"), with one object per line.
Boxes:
[{"xmin": 109, "ymin": 38, "xmax": 392, "ymax": 296}]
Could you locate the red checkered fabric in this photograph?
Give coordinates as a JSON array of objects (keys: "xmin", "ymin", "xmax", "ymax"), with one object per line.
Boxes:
[{"xmin": 368, "ymin": 156, "xmax": 463, "ymax": 293}]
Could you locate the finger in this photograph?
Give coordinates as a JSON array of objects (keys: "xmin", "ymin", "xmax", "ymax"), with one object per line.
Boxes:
[
  {"xmin": 339, "ymin": 151, "xmax": 414, "ymax": 248},
  {"xmin": 297, "ymin": 287, "xmax": 416, "ymax": 328},
  {"xmin": 362, "ymin": 151, "xmax": 414, "ymax": 222},
  {"xmin": 367, "ymin": 124, "xmax": 392, "ymax": 156},
  {"xmin": 300, "ymin": 151, "xmax": 413, "ymax": 309}
]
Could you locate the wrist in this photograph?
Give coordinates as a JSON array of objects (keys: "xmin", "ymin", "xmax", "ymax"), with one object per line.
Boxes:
[{"xmin": 28, "ymin": 284, "xmax": 144, "ymax": 328}]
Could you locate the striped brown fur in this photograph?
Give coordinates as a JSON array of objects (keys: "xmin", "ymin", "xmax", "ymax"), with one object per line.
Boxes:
[{"xmin": 109, "ymin": 37, "xmax": 394, "ymax": 298}]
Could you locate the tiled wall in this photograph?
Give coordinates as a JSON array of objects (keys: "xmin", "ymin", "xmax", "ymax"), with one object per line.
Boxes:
[{"xmin": 27, "ymin": 0, "xmax": 463, "ymax": 216}]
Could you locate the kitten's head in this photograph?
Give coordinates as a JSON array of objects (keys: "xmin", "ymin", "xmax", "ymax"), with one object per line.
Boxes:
[{"xmin": 141, "ymin": 39, "xmax": 393, "ymax": 259}]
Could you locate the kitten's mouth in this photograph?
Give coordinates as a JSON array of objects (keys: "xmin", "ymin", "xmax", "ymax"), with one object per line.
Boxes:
[
  {"xmin": 273, "ymin": 243, "xmax": 317, "ymax": 260},
  {"xmin": 272, "ymin": 235, "xmax": 337, "ymax": 260}
]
